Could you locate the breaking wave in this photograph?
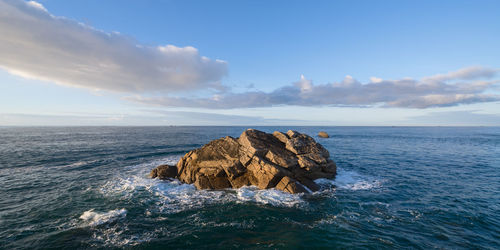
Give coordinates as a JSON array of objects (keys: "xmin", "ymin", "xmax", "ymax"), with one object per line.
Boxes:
[
  {"xmin": 79, "ymin": 209, "xmax": 127, "ymax": 227},
  {"xmin": 99, "ymin": 156, "xmax": 383, "ymax": 218},
  {"xmin": 315, "ymin": 168, "xmax": 382, "ymax": 191},
  {"xmin": 99, "ymin": 156, "xmax": 308, "ymax": 214}
]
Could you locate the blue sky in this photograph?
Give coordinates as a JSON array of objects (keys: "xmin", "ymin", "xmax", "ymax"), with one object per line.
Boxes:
[{"xmin": 1, "ymin": 0, "xmax": 499, "ymax": 125}]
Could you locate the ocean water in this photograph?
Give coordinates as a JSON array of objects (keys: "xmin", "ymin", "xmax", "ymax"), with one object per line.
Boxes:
[{"xmin": 0, "ymin": 126, "xmax": 499, "ymax": 249}]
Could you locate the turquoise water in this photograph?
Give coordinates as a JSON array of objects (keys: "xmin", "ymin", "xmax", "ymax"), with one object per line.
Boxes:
[{"xmin": 0, "ymin": 126, "xmax": 499, "ymax": 249}]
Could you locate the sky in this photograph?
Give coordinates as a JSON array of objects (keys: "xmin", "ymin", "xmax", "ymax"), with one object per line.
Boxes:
[{"xmin": 1, "ymin": 0, "xmax": 499, "ymax": 126}]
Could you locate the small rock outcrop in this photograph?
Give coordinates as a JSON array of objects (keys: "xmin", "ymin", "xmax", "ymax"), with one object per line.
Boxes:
[
  {"xmin": 149, "ymin": 164, "xmax": 177, "ymax": 180},
  {"xmin": 318, "ymin": 131, "xmax": 329, "ymax": 138},
  {"xmin": 150, "ymin": 129, "xmax": 336, "ymax": 194}
]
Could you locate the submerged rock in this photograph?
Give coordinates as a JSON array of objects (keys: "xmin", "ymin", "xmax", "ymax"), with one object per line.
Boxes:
[
  {"xmin": 150, "ymin": 129, "xmax": 336, "ymax": 194},
  {"xmin": 318, "ymin": 131, "xmax": 329, "ymax": 138}
]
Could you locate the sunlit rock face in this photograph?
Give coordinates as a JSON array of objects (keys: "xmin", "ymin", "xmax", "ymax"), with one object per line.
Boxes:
[
  {"xmin": 151, "ymin": 129, "xmax": 336, "ymax": 194},
  {"xmin": 318, "ymin": 131, "xmax": 330, "ymax": 138}
]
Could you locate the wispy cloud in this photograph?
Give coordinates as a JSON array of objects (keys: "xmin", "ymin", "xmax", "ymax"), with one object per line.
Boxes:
[
  {"xmin": 421, "ymin": 66, "xmax": 498, "ymax": 82},
  {"xmin": 127, "ymin": 66, "xmax": 500, "ymax": 109},
  {"xmin": 0, "ymin": 0, "xmax": 227, "ymax": 93}
]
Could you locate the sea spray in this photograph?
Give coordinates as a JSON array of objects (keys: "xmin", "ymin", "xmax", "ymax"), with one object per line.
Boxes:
[{"xmin": 80, "ymin": 209, "xmax": 127, "ymax": 226}]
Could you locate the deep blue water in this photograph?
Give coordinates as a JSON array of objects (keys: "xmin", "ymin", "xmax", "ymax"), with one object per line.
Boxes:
[{"xmin": 0, "ymin": 126, "xmax": 499, "ymax": 249}]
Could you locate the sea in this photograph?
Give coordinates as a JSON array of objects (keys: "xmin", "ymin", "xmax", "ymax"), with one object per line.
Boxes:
[{"xmin": 0, "ymin": 126, "xmax": 499, "ymax": 249}]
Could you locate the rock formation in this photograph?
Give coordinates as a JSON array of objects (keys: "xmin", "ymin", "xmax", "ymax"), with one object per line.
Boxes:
[
  {"xmin": 149, "ymin": 164, "xmax": 177, "ymax": 180},
  {"xmin": 318, "ymin": 131, "xmax": 329, "ymax": 138},
  {"xmin": 150, "ymin": 129, "xmax": 336, "ymax": 194}
]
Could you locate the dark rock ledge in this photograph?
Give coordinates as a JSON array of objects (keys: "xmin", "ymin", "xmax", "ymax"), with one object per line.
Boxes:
[{"xmin": 150, "ymin": 129, "xmax": 337, "ymax": 194}]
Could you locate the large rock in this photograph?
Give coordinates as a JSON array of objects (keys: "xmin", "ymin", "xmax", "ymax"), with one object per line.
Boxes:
[{"xmin": 151, "ymin": 129, "xmax": 336, "ymax": 194}]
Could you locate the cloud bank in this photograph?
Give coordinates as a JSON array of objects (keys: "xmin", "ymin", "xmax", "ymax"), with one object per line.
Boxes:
[
  {"xmin": 1, "ymin": 1, "xmax": 498, "ymax": 110},
  {"xmin": 0, "ymin": 0, "xmax": 227, "ymax": 93},
  {"xmin": 127, "ymin": 66, "xmax": 500, "ymax": 109}
]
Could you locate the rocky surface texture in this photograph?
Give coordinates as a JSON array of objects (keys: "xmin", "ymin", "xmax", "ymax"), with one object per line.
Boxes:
[
  {"xmin": 149, "ymin": 164, "xmax": 178, "ymax": 180},
  {"xmin": 150, "ymin": 129, "xmax": 336, "ymax": 194},
  {"xmin": 318, "ymin": 131, "xmax": 330, "ymax": 138}
]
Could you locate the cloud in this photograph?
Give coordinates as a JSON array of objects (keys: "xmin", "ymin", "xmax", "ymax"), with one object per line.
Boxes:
[
  {"xmin": 26, "ymin": 0, "xmax": 46, "ymax": 12},
  {"xmin": 0, "ymin": 0, "xmax": 227, "ymax": 93},
  {"xmin": 1, "ymin": 1, "xmax": 498, "ymax": 110},
  {"xmin": 127, "ymin": 66, "xmax": 500, "ymax": 109},
  {"xmin": 422, "ymin": 66, "xmax": 499, "ymax": 82}
]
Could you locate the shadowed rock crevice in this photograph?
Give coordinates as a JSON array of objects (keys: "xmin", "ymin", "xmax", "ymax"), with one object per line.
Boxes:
[{"xmin": 150, "ymin": 129, "xmax": 337, "ymax": 194}]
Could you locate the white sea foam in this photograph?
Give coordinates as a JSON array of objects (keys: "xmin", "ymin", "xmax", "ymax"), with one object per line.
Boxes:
[
  {"xmin": 188, "ymin": 213, "xmax": 256, "ymax": 229},
  {"xmin": 65, "ymin": 160, "xmax": 98, "ymax": 168},
  {"xmin": 107, "ymin": 176, "xmax": 304, "ymax": 212},
  {"xmin": 236, "ymin": 186, "xmax": 304, "ymax": 207},
  {"xmin": 90, "ymin": 157, "xmax": 385, "ymax": 247},
  {"xmin": 100, "ymin": 155, "xmax": 305, "ymax": 212},
  {"xmin": 100, "ymin": 156, "xmax": 382, "ymax": 220},
  {"xmin": 315, "ymin": 169, "xmax": 382, "ymax": 190},
  {"xmin": 80, "ymin": 208, "xmax": 127, "ymax": 226},
  {"xmin": 90, "ymin": 227, "xmax": 157, "ymax": 247},
  {"xmin": 315, "ymin": 214, "xmax": 338, "ymax": 225}
]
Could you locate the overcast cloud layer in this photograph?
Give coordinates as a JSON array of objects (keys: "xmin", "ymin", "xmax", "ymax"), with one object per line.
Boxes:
[
  {"xmin": 0, "ymin": 0, "xmax": 227, "ymax": 92},
  {"xmin": 127, "ymin": 66, "xmax": 500, "ymax": 109}
]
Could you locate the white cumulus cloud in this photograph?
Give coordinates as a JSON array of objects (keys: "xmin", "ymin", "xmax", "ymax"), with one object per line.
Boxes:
[
  {"xmin": 26, "ymin": 0, "xmax": 46, "ymax": 11},
  {"xmin": 0, "ymin": 0, "xmax": 227, "ymax": 93}
]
